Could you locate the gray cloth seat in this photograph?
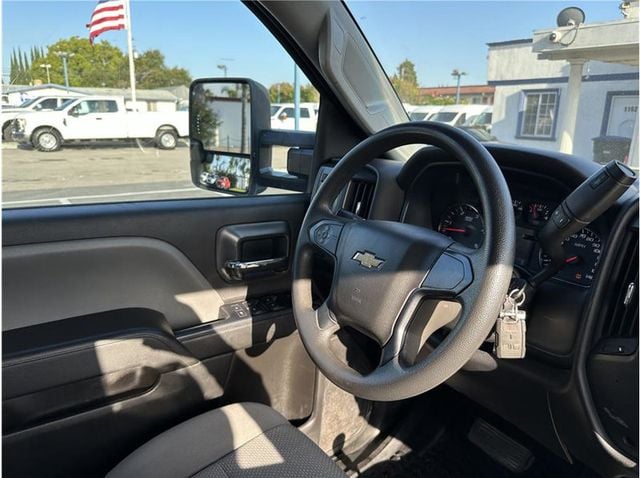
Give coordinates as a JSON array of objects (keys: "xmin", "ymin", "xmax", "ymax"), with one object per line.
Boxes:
[{"xmin": 108, "ymin": 402, "xmax": 347, "ymax": 478}]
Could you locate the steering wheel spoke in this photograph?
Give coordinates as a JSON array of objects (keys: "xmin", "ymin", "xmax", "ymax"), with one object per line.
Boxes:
[
  {"xmin": 315, "ymin": 300, "xmax": 339, "ymax": 332},
  {"xmin": 308, "ymin": 219, "xmax": 347, "ymax": 257},
  {"xmin": 420, "ymin": 248, "xmax": 475, "ymax": 299}
]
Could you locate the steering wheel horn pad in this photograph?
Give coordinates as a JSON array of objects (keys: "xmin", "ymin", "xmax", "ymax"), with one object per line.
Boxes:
[
  {"xmin": 293, "ymin": 122, "xmax": 515, "ymax": 401},
  {"xmin": 324, "ymin": 219, "xmax": 454, "ymax": 345}
]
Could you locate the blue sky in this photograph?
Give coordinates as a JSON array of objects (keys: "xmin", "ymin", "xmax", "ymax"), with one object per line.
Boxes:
[{"xmin": 2, "ymin": 1, "xmax": 621, "ymax": 88}]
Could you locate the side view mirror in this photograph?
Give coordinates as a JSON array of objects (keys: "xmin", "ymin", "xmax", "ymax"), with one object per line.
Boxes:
[
  {"xmin": 278, "ymin": 112, "xmax": 288, "ymax": 121},
  {"xmin": 69, "ymin": 109, "xmax": 80, "ymax": 117},
  {"xmin": 189, "ymin": 78, "xmax": 270, "ymax": 195}
]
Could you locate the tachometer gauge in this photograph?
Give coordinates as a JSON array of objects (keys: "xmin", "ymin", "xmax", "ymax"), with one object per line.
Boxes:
[
  {"xmin": 527, "ymin": 202, "xmax": 551, "ymax": 226},
  {"xmin": 539, "ymin": 227, "xmax": 602, "ymax": 285},
  {"xmin": 438, "ymin": 204, "xmax": 485, "ymax": 249}
]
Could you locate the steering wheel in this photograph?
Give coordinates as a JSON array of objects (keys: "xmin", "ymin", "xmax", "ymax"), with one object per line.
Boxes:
[{"xmin": 292, "ymin": 122, "xmax": 515, "ymax": 401}]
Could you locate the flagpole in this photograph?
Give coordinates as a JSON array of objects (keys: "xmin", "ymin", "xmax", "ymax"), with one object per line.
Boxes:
[{"xmin": 125, "ymin": 0, "xmax": 137, "ymax": 111}]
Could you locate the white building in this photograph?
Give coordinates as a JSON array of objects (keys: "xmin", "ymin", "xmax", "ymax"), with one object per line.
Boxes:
[{"xmin": 488, "ymin": 7, "xmax": 638, "ymax": 166}]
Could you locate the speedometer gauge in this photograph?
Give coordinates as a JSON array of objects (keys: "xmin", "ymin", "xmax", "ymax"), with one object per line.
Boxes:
[
  {"xmin": 539, "ymin": 227, "xmax": 602, "ymax": 285},
  {"xmin": 438, "ymin": 204, "xmax": 485, "ymax": 249}
]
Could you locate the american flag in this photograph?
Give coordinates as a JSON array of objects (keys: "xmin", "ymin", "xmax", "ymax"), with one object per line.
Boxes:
[{"xmin": 88, "ymin": 0, "xmax": 126, "ymax": 45}]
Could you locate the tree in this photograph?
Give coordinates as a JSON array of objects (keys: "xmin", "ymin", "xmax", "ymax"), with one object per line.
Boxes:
[
  {"xmin": 9, "ymin": 52, "xmax": 16, "ymax": 83},
  {"xmin": 134, "ymin": 49, "xmax": 191, "ymax": 89},
  {"xmin": 396, "ymin": 59, "xmax": 417, "ymax": 85},
  {"xmin": 30, "ymin": 46, "xmax": 43, "ymax": 65},
  {"xmin": 25, "ymin": 37, "xmax": 191, "ymax": 89},
  {"xmin": 10, "ymin": 47, "xmax": 32, "ymax": 84},
  {"xmin": 300, "ymin": 84, "xmax": 319, "ymax": 102},
  {"xmin": 28, "ymin": 36, "xmax": 128, "ymax": 87},
  {"xmin": 269, "ymin": 82, "xmax": 293, "ymax": 103},
  {"xmin": 21, "ymin": 51, "xmax": 30, "ymax": 82},
  {"xmin": 390, "ymin": 59, "xmax": 421, "ymax": 104},
  {"xmin": 421, "ymin": 95, "xmax": 456, "ymax": 106},
  {"xmin": 268, "ymin": 82, "xmax": 318, "ymax": 103}
]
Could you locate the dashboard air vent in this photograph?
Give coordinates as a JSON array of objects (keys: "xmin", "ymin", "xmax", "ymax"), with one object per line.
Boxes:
[
  {"xmin": 600, "ymin": 228, "xmax": 638, "ymax": 340},
  {"xmin": 344, "ymin": 179, "xmax": 375, "ymax": 218}
]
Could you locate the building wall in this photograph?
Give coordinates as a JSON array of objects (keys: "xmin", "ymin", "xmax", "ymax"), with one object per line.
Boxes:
[
  {"xmin": 154, "ymin": 101, "xmax": 177, "ymax": 112},
  {"xmin": 488, "ymin": 42, "xmax": 639, "ymax": 161},
  {"xmin": 466, "ymin": 93, "xmax": 493, "ymax": 105},
  {"xmin": 492, "ymin": 78, "xmax": 638, "ymax": 160}
]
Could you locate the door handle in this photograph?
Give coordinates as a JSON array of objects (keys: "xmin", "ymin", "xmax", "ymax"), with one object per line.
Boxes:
[
  {"xmin": 95, "ymin": 117, "xmax": 103, "ymax": 120},
  {"xmin": 224, "ymin": 257, "xmax": 287, "ymax": 281}
]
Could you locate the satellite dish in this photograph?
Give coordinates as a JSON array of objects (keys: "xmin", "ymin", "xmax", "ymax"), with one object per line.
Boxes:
[{"xmin": 557, "ymin": 6, "xmax": 586, "ymax": 27}]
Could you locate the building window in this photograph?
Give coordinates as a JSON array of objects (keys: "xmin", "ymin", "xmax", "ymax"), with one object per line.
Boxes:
[{"xmin": 519, "ymin": 90, "xmax": 558, "ymax": 139}]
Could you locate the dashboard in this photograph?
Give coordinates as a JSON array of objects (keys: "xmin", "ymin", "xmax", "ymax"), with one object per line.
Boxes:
[
  {"xmin": 401, "ymin": 164, "xmax": 605, "ymax": 288},
  {"xmin": 320, "ymin": 141, "xmax": 638, "ymax": 478},
  {"xmin": 320, "ymin": 141, "xmax": 638, "ymax": 476}
]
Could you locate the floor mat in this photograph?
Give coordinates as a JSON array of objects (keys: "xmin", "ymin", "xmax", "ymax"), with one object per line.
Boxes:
[
  {"xmin": 357, "ymin": 389, "xmax": 593, "ymax": 478},
  {"xmin": 360, "ymin": 426, "xmax": 559, "ymax": 478}
]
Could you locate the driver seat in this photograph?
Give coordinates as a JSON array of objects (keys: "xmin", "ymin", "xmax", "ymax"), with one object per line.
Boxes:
[{"xmin": 107, "ymin": 402, "xmax": 347, "ymax": 478}]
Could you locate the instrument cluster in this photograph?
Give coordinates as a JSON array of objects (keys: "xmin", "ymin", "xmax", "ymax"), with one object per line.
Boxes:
[
  {"xmin": 437, "ymin": 199, "xmax": 559, "ymax": 249},
  {"xmin": 436, "ymin": 199, "xmax": 602, "ymax": 287},
  {"xmin": 405, "ymin": 166, "xmax": 606, "ymax": 288}
]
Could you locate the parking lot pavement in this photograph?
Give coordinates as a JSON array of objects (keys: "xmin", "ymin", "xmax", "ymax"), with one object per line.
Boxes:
[
  {"xmin": 2, "ymin": 142, "xmax": 224, "ymax": 207},
  {"xmin": 2, "ymin": 141, "xmax": 293, "ymax": 208}
]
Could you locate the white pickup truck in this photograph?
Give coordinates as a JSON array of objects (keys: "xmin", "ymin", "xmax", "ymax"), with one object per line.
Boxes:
[
  {"xmin": 12, "ymin": 96, "xmax": 188, "ymax": 151},
  {"xmin": 2, "ymin": 96, "xmax": 75, "ymax": 140},
  {"xmin": 270, "ymin": 102, "xmax": 318, "ymax": 132}
]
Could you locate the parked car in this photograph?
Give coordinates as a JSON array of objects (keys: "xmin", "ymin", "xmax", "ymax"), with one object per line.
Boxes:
[
  {"xmin": 12, "ymin": 96, "xmax": 188, "ymax": 151},
  {"xmin": 2, "ymin": 96, "xmax": 76, "ymax": 140},
  {"xmin": 409, "ymin": 105, "xmax": 443, "ymax": 121},
  {"xmin": 463, "ymin": 109, "xmax": 493, "ymax": 132},
  {"xmin": 270, "ymin": 102, "xmax": 318, "ymax": 131},
  {"xmin": 430, "ymin": 104, "xmax": 492, "ymax": 127}
]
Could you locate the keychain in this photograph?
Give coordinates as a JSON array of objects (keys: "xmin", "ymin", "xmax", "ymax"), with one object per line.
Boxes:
[{"xmin": 495, "ymin": 288, "xmax": 527, "ymax": 359}]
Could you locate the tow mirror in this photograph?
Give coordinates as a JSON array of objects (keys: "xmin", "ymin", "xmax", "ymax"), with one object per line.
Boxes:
[{"xmin": 189, "ymin": 78, "xmax": 270, "ymax": 195}]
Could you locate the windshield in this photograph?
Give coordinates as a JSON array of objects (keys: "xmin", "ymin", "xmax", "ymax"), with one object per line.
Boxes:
[
  {"xmin": 54, "ymin": 99, "xmax": 75, "ymax": 111},
  {"xmin": 16, "ymin": 97, "xmax": 41, "ymax": 108},
  {"xmin": 270, "ymin": 105, "xmax": 280, "ymax": 116},
  {"xmin": 347, "ymin": 1, "xmax": 639, "ymax": 168}
]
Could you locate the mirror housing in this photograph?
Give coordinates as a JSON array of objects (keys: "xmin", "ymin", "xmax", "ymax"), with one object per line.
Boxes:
[{"xmin": 189, "ymin": 78, "xmax": 270, "ymax": 195}]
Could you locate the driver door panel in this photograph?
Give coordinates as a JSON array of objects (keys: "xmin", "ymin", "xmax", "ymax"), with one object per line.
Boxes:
[{"xmin": 2, "ymin": 196, "xmax": 316, "ymax": 477}]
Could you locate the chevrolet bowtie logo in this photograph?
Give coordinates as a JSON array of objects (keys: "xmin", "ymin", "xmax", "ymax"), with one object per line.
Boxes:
[{"xmin": 352, "ymin": 251, "xmax": 385, "ymax": 270}]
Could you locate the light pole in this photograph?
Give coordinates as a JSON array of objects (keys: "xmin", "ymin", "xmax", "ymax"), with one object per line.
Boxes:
[
  {"xmin": 55, "ymin": 52, "xmax": 75, "ymax": 90},
  {"xmin": 217, "ymin": 64, "xmax": 228, "ymax": 77},
  {"xmin": 293, "ymin": 63, "xmax": 300, "ymax": 130},
  {"xmin": 451, "ymin": 69, "xmax": 467, "ymax": 104},
  {"xmin": 40, "ymin": 64, "xmax": 52, "ymax": 83}
]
